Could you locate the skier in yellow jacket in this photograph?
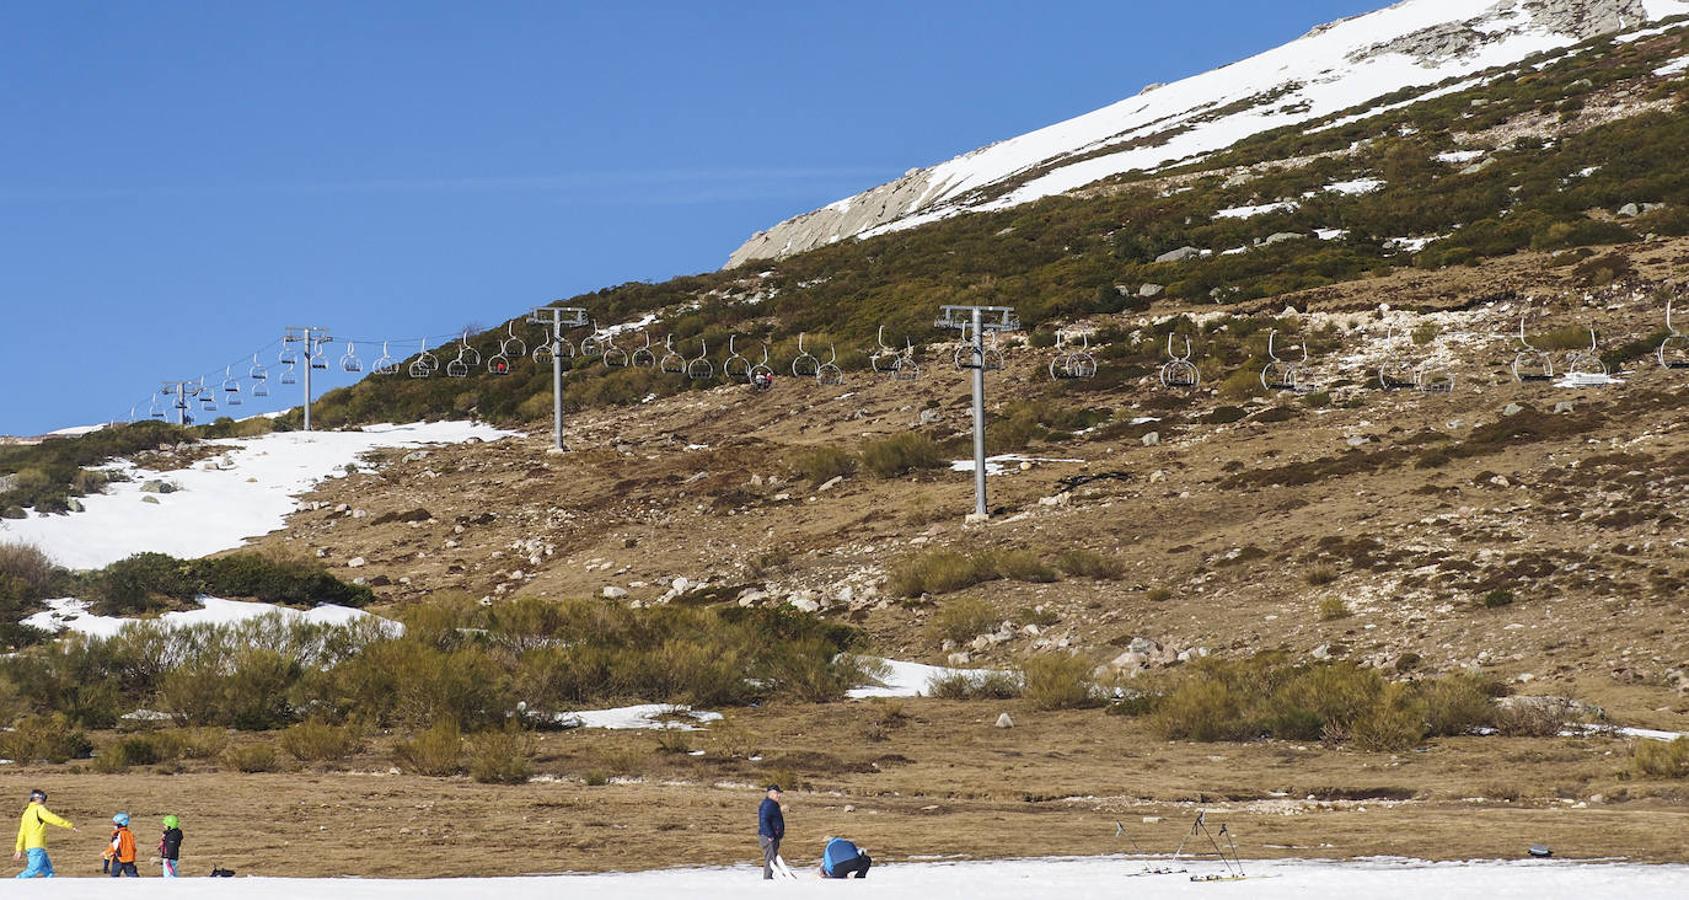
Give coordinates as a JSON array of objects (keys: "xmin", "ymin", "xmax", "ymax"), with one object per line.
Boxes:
[{"xmin": 14, "ymin": 789, "xmax": 76, "ymax": 879}]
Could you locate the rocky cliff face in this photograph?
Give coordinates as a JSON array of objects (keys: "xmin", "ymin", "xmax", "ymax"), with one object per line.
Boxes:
[{"xmin": 727, "ymin": 0, "xmax": 1685, "ymax": 268}]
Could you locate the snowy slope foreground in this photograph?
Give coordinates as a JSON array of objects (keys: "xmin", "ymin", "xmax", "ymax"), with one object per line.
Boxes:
[
  {"xmin": 728, "ymin": 0, "xmax": 1689, "ymax": 265},
  {"xmin": 20, "ymin": 856, "xmax": 1689, "ymax": 898},
  {"xmin": 0, "ymin": 421, "xmax": 512, "ymax": 569}
]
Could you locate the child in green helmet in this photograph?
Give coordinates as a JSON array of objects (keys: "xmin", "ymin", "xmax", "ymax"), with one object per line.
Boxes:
[{"xmin": 159, "ymin": 815, "xmax": 182, "ymax": 878}]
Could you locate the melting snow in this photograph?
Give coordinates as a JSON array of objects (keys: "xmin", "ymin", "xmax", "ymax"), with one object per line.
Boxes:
[
  {"xmin": 557, "ymin": 704, "xmax": 723, "ymax": 731},
  {"xmin": 1435, "ymin": 149, "xmax": 1487, "ymax": 164},
  {"xmin": 949, "ymin": 454, "xmax": 1084, "ymax": 476},
  {"xmin": 847, "ymin": 658, "xmax": 1009, "ymax": 699},
  {"xmin": 21, "ymin": 596, "xmax": 394, "ymax": 639},
  {"xmin": 1654, "ymin": 54, "xmax": 1689, "ymax": 76},
  {"xmin": 1325, "ymin": 178, "xmax": 1384, "ymax": 195},
  {"xmin": 0, "ymin": 421, "xmax": 514, "ymax": 570},
  {"xmin": 1214, "ymin": 200, "xmax": 1298, "ymax": 219},
  {"xmin": 27, "ymin": 855, "xmax": 1689, "ymax": 898}
]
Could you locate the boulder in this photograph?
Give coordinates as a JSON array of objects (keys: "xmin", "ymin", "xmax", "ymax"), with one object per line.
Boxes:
[
  {"xmin": 1141, "ymin": 432, "xmax": 1161, "ymax": 447},
  {"xmin": 947, "ymin": 652, "xmax": 972, "ymax": 667},
  {"xmin": 1262, "ymin": 231, "xmax": 1306, "ymax": 245},
  {"xmin": 1138, "ymin": 283, "xmax": 1165, "ymax": 298},
  {"xmin": 1155, "ymin": 246, "xmax": 1202, "ymax": 263},
  {"xmin": 601, "ymin": 586, "xmax": 629, "ymax": 600},
  {"xmin": 347, "ymin": 557, "xmax": 367, "ymax": 569},
  {"xmin": 139, "ymin": 480, "xmax": 177, "ymax": 494},
  {"xmin": 139, "ymin": 496, "xmax": 159, "ymax": 506},
  {"xmin": 994, "ymin": 712, "xmax": 1015, "ymax": 729}
]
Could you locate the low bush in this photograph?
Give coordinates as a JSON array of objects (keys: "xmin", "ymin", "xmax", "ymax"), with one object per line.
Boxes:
[
  {"xmin": 927, "ymin": 669, "xmax": 1022, "ymax": 700},
  {"xmin": 1632, "ymin": 737, "xmax": 1689, "ymax": 779},
  {"xmin": 222, "ymin": 743, "xmax": 282, "ymax": 773},
  {"xmin": 1306, "ymin": 565, "xmax": 1339, "ymax": 587},
  {"xmin": 0, "ymin": 714, "xmax": 92, "ymax": 763},
  {"xmin": 0, "ymin": 542, "xmax": 56, "ymax": 597},
  {"xmin": 1494, "ymin": 699, "xmax": 1576, "ymax": 737},
  {"xmin": 1351, "ymin": 683, "xmax": 1428, "ymax": 752},
  {"xmin": 990, "ymin": 549, "xmax": 1058, "ymax": 583},
  {"xmin": 1054, "ymin": 549, "xmax": 1124, "ymax": 580},
  {"xmin": 889, "ymin": 550, "xmax": 996, "ymax": 597},
  {"xmin": 1481, "ymin": 590, "xmax": 1515, "ymax": 609},
  {"xmin": 395, "ymin": 721, "xmax": 464, "ymax": 776},
  {"xmin": 929, "ymin": 597, "xmax": 999, "ymax": 644},
  {"xmin": 789, "ymin": 446, "xmax": 856, "ymax": 486},
  {"xmin": 279, "ymin": 720, "xmax": 363, "ymax": 762},
  {"xmin": 1318, "ymin": 597, "xmax": 1352, "ymax": 621},
  {"xmin": 166, "ymin": 727, "xmax": 229, "ymax": 759},
  {"xmin": 93, "ymin": 733, "xmax": 176, "ymax": 773},
  {"xmin": 1020, "ymin": 654, "xmax": 1097, "ymax": 710},
  {"xmin": 93, "ymin": 551, "xmax": 374, "ymax": 616},
  {"xmin": 467, "ymin": 725, "xmax": 535, "ymax": 785},
  {"xmin": 859, "ymin": 433, "xmax": 945, "ymax": 478}
]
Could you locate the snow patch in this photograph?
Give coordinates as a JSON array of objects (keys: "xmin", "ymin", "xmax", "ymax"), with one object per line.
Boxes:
[
  {"xmin": 847, "ymin": 658, "xmax": 1010, "ymax": 699},
  {"xmin": 0, "ymin": 421, "xmax": 514, "ymax": 570},
  {"xmin": 1214, "ymin": 200, "xmax": 1298, "ymax": 219},
  {"xmin": 949, "ymin": 454, "xmax": 1084, "ymax": 476},
  {"xmin": 21, "ymin": 596, "xmax": 395, "ymax": 640},
  {"xmin": 1325, "ymin": 177, "xmax": 1384, "ymax": 195},
  {"xmin": 557, "ymin": 704, "xmax": 722, "ymax": 731}
]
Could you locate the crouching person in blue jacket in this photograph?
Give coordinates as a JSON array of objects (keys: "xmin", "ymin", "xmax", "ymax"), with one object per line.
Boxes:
[{"xmin": 820, "ymin": 835, "xmax": 871, "ymax": 879}]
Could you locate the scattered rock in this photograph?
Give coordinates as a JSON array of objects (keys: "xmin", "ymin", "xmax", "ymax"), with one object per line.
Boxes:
[
  {"xmin": 347, "ymin": 557, "xmax": 367, "ymax": 569},
  {"xmin": 1502, "ymin": 403, "xmax": 1524, "ymax": 417},
  {"xmin": 1311, "ymin": 644, "xmax": 1332, "ymax": 660},
  {"xmin": 1155, "ymin": 246, "xmax": 1202, "ymax": 263},
  {"xmin": 1553, "ymin": 401, "xmax": 1575, "ymax": 414},
  {"xmin": 1138, "ymin": 283, "xmax": 1165, "ymax": 298},
  {"xmin": 1262, "ymin": 231, "xmax": 1306, "ymax": 245},
  {"xmin": 64, "ymin": 498, "xmax": 84, "ymax": 513},
  {"xmin": 1141, "ymin": 432, "xmax": 1161, "ymax": 447},
  {"xmin": 948, "ymin": 652, "xmax": 972, "ymax": 666},
  {"xmin": 818, "ymin": 476, "xmax": 844, "ymax": 492},
  {"xmin": 139, "ymin": 496, "xmax": 159, "ymax": 506},
  {"xmin": 994, "ymin": 712, "xmax": 1015, "ymax": 729},
  {"xmin": 400, "ymin": 450, "xmax": 430, "ymax": 463},
  {"xmin": 138, "ymin": 480, "xmax": 177, "ymax": 494},
  {"xmin": 601, "ymin": 586, "xmax": 629, "ymax": 600},
  {"xmin": 918, "ymin": 408, "xmax": 942, "ymax": 425}
]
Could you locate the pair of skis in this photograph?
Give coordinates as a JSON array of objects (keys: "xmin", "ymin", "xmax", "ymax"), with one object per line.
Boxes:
[
  {"xmin": 771, "ymin": 854, "xmax": 801, "ymax": 880},
  {"xmin": 1118, "ymin": 811, "xmax": 1253, "ymax": 883}
]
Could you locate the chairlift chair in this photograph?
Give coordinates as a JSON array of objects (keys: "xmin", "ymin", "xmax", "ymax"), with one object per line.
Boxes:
[
  {"xmin": 630, "ymin": 332, "xmax": 657, "ymax": 368},
  {"xmin": 791, "ymin": 332, "xmax": 820, "ymax": 378},
  {"xmin": 1160, "ymin": 334, "xmax": 1201, "ymax": 389},
  {"xmin": 1415, "ymin": 362, "xmax": 1455, "ymax": 394},
  {"xmin": 982, "ymin": 331, "xmax": 1006, "ymax": 371},
  {"xmin": 1050, "ymin": 332, "xmax": 1098, "ymax": 380},
  {"xmin": 816, "ymin": 343, "xmax": 844, "ymax": 386},
  {"xmin": 579, "ymin": 322, "xmax": 603, "ymax": 358},
  {"xmin": 1378, "ymin": 326, "xmax": 1415, "ymax": 390},
  {"xmin": 892, "ymin": 337, "xmax": 920, "ymax": 382},
  {"xmin": 309, "ymin": 344, "xmax": 329, "ymax": 370},
  {"xmin": 372, "ymin": 342, "xmax": 398, "ymax": 376},
  {"xmin": 446, "ymin": 349, "xmax": 470, "ymax": 378},
  {"xmin": 280, "ymin": 361, "xmax": 298, "ymax": 385},
  {"xmin": 722, "ymin": 335, "xmax": 751, "ymax": 383},
  {"xmin": 148, "ymin": 395, "xmax": 165, "ymax": 419},
  {"xmin": 487, "ymin": 352, "xmax": 512, "ymax": 375},
  {"xmin": 341, "ymin": 341, "xmax": 363, "ymax": 373},
  {"xmin": 658, "ymin": 334, "xmax": 685, "ymax": 374},
  {"xmin": 198, "ymin": 380, "xmax": 218, "ymax": 412},
  {"xmin": 1512, "ymin": 303, "xmax": 1556, "ymax": 383},
  {"xmin": 278, "ymin": 345, "xmax": 300, "ymax": 366},
  {"xmin": 222, "ymin": 367, "xmax": 242, "ymax": 406},
  {"xmin": 601, "ymin": 332, "xmax": 630, "ymax": 368},
  {"xmin": 456, "ymin": 332, "xmax": 482, "ymax": 368},
  {"xmin": 1563, "ymin": 326, "xmax": 1608, "ymax": 378},
  {"xmin": 749, "ymin": 343, "xmax": 775, "ymax": 391},
  {"xmin": 531, "ymin": 339, "xmax": 554, "ymax": 366},
  {"xmin": 1662, "ymin": 296, "xmax": 1689, "ymax": 369},
  {"xmin": 249, "ymin": 353, "xmax": 269, "ymax": 383},
  {"xmin": 500, "ymin": 322, "xmax": 529, "ymax": 360},
  {"xmin": 871, "ymin": 326, "xmax": 901, "ymax": 376},
  {"xmin": 409, "ymin": 340, "xmax": 439, "ymax": 379},
  {"xmin": 686, "ymin": 338, "xmax": 714, "ymax": 380},
  {"xmin": 1259, "ymin": 329, "xmax": 1304, "ymax": 392}
]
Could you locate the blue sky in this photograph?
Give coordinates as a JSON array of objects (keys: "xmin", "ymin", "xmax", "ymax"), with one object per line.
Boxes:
[{"xmin": 0, "ymin": 1, "xmax": 1379, "ymax": 434}]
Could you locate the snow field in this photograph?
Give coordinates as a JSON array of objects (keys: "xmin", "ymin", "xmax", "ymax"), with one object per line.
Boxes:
[
  {"xmin": 13, "ymin": 856, "xmax": 1689, "ymax": 898},
  {"xmin": 0, "ymin": 421, "xmax": 514, "ymax": 569}
]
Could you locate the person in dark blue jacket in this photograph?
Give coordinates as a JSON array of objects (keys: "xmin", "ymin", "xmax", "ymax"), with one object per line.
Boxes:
[
  {"xmin": 757, "ymin": 785, "xmax": 785, "ymax": 880},
  {"xmin": 820, "ymin": 835, "xmax": 872, "ymax": 879}
]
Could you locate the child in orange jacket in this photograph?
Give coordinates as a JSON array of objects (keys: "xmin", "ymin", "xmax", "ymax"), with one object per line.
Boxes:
[{"xmin": 104, "ymin": 813, "xmax": 138, "ymax": 878}]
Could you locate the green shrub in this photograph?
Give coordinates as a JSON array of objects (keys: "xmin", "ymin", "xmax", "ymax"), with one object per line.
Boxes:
[
  {"xmin": 889, "ymin": 550, "xmax": 997, "ymax": 597},
  {"xmin": 279, "ymin": 720, "xmax": 363, "ymax": 762},
  {"xmin": 467, "ymin": 725, "xmax": 535, "ymax": 784},
  {"xmin": 1351, "ymin": 684, "xmax": 1427, "ymax": 752},
  {"xmin": 1268, "ymin": 663, "xmax": 1383, "ymax": 739},
  {"xmin": 95, "ymin": 552, "xmax": 197, "ymax": 615},
  {"xmin": 1020, "ymin": 654, "xmax": 1097, "ymax": 710},
  {"xmin": 0, "ymin": 714, "xmax": 92, "ymax": 763},
  {"xmin": 1154, "ymin": 678, "xmax": 1254, "ymax": 741},
  {"xmin": 1053, "ymin": 549, "xmax": 1124, "ymax": 580},
  {"xmin": 1632, "ymin": 737, "xmax": 1689, "ymax": 779},
  {"xmin": 165, "ymin": 727, "xmax": 228, "ymax": 759},
  {"xmin": 1419, "ymin": 674, "xmax": 1496, "ymax": 737},
  {"xmin": 929, "ymin": 597, "xmax": 999, "ymax": 644},
  {"xmin": 395, "ymin": 721, "xmax": 464, "ymax": 776},
  {"xmin": 1410, "ymin": 322, "xmax": 1441, "ymax": 345},
  {"xmin": 789, "ymin": 446, "xmax": 856, "ymax": 486},
  {"xmin": 223, "ymin": 743, "xmax": 282, "ymax": 773},
  {"xmin": 0, "ymin": 542, "xmax": 55, "ymax": 597},
  {"xmin": 1318, "ymin": 597, "xmax": 1351, "ymax": 621},
  {"xmin": 990, "ymin": 550, "xmax": 1058, "ymax": 583},
  {"xmin": 1481, "ymin": 590, "xmax": 1515, "ymax": 609},
  {"xmin": 927, "ymin": 669, "xmax": 1022, "ymax": 700},
  {"xmin": 859, "ymin": 433, "xmax": 945, "ymax": 478}
]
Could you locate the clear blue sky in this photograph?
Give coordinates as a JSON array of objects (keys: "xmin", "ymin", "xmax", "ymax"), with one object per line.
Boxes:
[{"xmin": 0, "ymin": 1, "xmax": 1379, "ymax": 434}]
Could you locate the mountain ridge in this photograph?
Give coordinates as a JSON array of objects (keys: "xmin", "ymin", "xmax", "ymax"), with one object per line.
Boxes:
[{"xmin": 727, "ymin": 0, "xmax": 1689, "ymax": 267}]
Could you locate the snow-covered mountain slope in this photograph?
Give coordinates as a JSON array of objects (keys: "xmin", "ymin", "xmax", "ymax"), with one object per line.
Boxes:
[{"xmin": 727, "ymin": 0, "xmax": 1689, "ymax": 267}]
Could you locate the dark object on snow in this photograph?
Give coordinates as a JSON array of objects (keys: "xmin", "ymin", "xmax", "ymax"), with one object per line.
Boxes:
[
  {"xmin": 210, "ymin": 867, "xmax": 235, "ymax": 877},
  {"xmin": 1528, "ymin": 844, "xmax": 1553, "ymax": 859}
]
